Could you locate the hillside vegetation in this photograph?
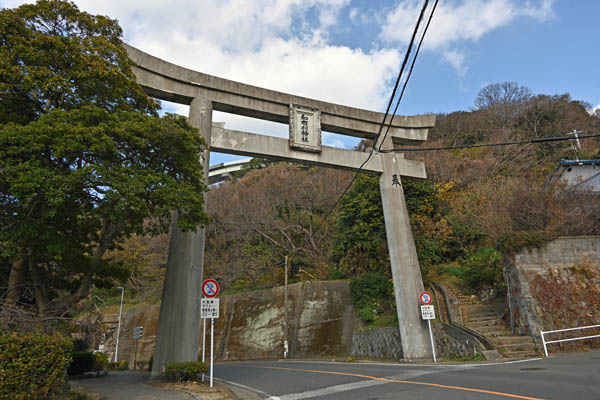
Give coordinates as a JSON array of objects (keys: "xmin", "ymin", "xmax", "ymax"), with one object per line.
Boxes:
[{"xmin": 93, "ymin": 83, "xmax": 600, "ymax": 323}]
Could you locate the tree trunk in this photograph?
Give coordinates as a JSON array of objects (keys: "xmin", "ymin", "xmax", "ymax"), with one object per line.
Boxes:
[{"xmin": 5, "ymin": 257, "xmax": 25, "ymax": 306}]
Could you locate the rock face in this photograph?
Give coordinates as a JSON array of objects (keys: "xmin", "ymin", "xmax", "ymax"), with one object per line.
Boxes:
[
  {"xmin": 214, "ymin": 280, "xmax": 356, "ymax": 360},
  {"xmin": 106, "ymin": 281, "xmax": 357, "ymax": 364},
  {"xmin": 103, "ymin": 279, "xmax": 518, "ymax": 365}
]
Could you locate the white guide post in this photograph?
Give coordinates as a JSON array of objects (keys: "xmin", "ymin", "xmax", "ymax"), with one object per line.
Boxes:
[
  {"xmin": 428, "ymin": 320, "xmax": 437, "ymax": 363},
  {"xmin": 210, "ymin": 318, "xmax": 214, "ymax": 388},
  {"xmin": 202, "ymin": 312, "xmax": 206, "ymax": 381}
]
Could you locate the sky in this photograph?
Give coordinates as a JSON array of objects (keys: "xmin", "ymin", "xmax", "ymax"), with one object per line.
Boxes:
[{"xmin": 3, "ymin": 0, "xmax": 599, "ymax": 165}]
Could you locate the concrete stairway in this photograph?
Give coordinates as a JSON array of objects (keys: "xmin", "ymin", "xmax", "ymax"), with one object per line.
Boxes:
[{"xmin": 448, "ymin": 288, "xmax": 538, "ymax": 358}]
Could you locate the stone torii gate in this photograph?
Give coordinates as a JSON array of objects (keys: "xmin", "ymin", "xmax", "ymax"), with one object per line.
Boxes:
[{"xmin": 124, "ymin": 44, "xmax": 436, "ymax": 376}]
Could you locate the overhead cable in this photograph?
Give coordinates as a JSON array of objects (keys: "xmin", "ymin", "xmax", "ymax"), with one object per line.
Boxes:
[
  {"xmin": 308, "ymin": 0, "xmax": 436, "ymax": 238},
  {"xmin": 380, "ymin": 132, "xmax": 600, "ymax": 153},
  {"xmin": 378, "ymin": 0, "xmax": 439, "ymax": 151}
]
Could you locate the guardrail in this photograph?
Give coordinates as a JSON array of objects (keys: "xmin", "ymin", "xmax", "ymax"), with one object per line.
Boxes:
[{"xmin": 541, "ymin": 324, "xmax": 600, "ymax": 356}]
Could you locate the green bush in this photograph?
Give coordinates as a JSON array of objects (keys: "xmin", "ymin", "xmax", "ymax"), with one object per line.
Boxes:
[
  {"xmin": 460, "ymin": 247, "xmax": 504, "ymax": 290},
  {"xmin": 439, "ymin": 265, "xmax": 464, "ymax": 278},
  {"xmin": 72, "ymin": 338, "xmax": 90, "ymax": 352},
  {"xmin": 497, "ymin": 230, "xmax": 553, "ymax": 254},
  {"xmin": 107, "ymin": 360, "xmax": 129, "ymax": 371},
  {"xmin": 349, "ymin": 273, "xmax": 394, "ymax": 323},
  {"xmin": 163, "ymin": 361, "xmax": 208, "ymax": 383},
  {"xmin": 0, "ymin": 332, "xmax": 72, "ymax": 400},
  {"xmin": 94, "ymin": 352, "xmax": 109, "ymax": 371},
  {"xmin": 68, "ymin": 352, "xmax": 95, "ymax": 375}
]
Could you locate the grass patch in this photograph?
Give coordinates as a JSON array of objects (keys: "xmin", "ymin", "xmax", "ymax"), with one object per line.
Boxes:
[
  {"xmin": 365, "ymin": 311, "xmax": 398, "ymax": 329},
  {"xmin": 442, "ymin": 353, "xmax": 486, "ymax": 362}
]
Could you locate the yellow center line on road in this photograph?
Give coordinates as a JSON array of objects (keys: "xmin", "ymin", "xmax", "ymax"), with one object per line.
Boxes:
[{"xmin": 248, "ymin": 365, "xmax": 545, "ymax": 400}]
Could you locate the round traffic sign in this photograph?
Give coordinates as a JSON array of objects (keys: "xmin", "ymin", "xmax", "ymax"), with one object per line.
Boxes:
[
  {"xmin": 202, "ymin": 279, "xmax": 220, "ymax": 298},
  {"xmin": 419, "ymin": 291, "xmax": 433, "ymax": 305}
]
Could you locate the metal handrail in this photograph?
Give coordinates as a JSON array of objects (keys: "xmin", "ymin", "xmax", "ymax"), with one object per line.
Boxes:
[{"xmin": 540, "ymin": 324, "xmax": 600, "ymax": 356}]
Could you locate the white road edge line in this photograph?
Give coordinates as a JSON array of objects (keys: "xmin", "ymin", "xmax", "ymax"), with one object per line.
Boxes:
[
  {"xmin": 212, "ymin": 377, "xmax": 272, "ymax": 399},
  {"xmin": 273, "ymin": 379, "xmax": 385, "ymax": 400},
  {"xmin": 274, "ymin": 358, "xmax": 544, "ymax": 369},
  {"xmin": 266, "ymin": 370, "xmax": 433, "ymax": 400}
]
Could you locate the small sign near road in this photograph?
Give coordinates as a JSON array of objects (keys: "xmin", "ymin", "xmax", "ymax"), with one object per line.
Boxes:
[
  {"xmin": 201, "ymin": 298, "xmax": 219, "ymax": 319},
  {"xmin": 132, "ymin": 326, "xmax": 143, "ymax": 340},
  {"xmin": 202, "ymin": 279, "xmax": 220, "ymax": 298},
  {"xmin": 421, "ymin": 305, "xmax": 436, "ymax": 320},
  {"xmin": 419, "ymin": 291, "xmax": 433, "ymax": 305}
]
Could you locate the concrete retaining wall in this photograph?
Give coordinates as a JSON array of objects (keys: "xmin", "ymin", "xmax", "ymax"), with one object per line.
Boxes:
[{"xmin": 505, "ymin": 236, "xmax": 600, "ymax": 345}]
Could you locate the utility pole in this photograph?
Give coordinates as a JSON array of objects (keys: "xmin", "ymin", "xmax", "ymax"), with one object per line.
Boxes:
[
  {"xmin": 567, "ymin": 130, "xmax": 583, "ymax": 163},
  {"xmin": 114, "ymin": 287, "xmax": 124, "ymax": 363},
  {"xmin": 284, "ymin": 256, "xmax": 289, "ymax": 359}
]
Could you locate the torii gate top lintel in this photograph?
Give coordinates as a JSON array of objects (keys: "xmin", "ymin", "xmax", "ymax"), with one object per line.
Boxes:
[{"xmin": 124, "ymin": 44, "xmax": 435, "ymax": 146}]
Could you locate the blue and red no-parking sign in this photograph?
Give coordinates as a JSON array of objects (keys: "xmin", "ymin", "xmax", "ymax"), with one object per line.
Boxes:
[
  {"xmin": 202, "ymin": 279, "xmax": 220, "ymax": 298},
  {"xmin": 419, "ymin": 291, "xmax": 433, "ymax": 305}
]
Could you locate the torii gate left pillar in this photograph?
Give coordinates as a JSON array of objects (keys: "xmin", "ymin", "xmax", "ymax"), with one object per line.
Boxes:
[{"xmin": 151, "ymin": 97, "xmax": 213, "ymax": 377}]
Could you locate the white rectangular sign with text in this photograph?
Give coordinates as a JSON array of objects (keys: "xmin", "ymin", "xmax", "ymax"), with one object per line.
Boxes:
[
  {"xmin": 421, "ymin": 305, "xmax": 435, "ymax": 320},
  {"xmin": 201, "ymin": 298, "xmax": 219, "ymax": 319}
]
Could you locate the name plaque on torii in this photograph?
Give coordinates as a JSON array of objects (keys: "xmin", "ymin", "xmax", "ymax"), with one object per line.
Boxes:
[
  {"xmin": 289, "ymin": 104, "xmax": 322, "ymax": 153},
  {"xmin": 123, "ymin": 43, "xmax": 436, "ymax": 375}
]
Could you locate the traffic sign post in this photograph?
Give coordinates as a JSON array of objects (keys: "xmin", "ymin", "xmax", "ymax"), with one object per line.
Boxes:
[
  {"xmin": 132, "ymin": 326, "xmax": 143, "ymax": 370},
  {"xmin": 419, "ymin": 292, "xmax": 437, "ymax": 363},
  {"xmin": 201, "ymin": 279, "xmax": 220, "ymax": 387}
]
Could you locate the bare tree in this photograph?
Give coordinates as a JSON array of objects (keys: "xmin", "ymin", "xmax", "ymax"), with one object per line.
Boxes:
[{"xmin": 474, "ymin": 82, "xmax": 532, "ymax": 110}]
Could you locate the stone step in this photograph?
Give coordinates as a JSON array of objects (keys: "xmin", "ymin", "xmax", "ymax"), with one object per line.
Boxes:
[
  {"xmin": 456, "ymin": 296, "xmax": 479, "ymax": 302},
  {"xmin": 494, "ymin": 336, "xmax": 535, "ymax": 345},
  {"xmin": 464, "ymin": 315, "xmax": 500, "ymax": 323},
  {"xmin": 501, "ymin": 350, "xmax": 539, "ymax": 359},
  {"xmin": 464, "ymin": 313, "xmax": 502, "ymax": 321},
  {"xmin": 462, "ymin": 305, "xmax": 504, "ymax": 314},
  {"xmin": 463, "ymin": 310, "xmax": 502, "ymax": 318},
  {"xmin": 470, "ymin": 326, "xmax": 512, "ymax": 337},
  {"xmin": 466, "ymin": 320, "xmax": 505, "ymax": 329},
  {"xmin": 498, "ymin": 343, "xmax": 536, "ymax": 353}
]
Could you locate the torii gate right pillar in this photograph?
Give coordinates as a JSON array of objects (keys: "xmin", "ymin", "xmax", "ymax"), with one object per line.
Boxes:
[{"xmin": 379, "ymin": 143, "xmax": 433, "ymax": 360}]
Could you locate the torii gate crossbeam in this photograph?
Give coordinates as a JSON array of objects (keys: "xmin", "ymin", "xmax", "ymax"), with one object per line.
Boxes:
[{"xmin": 124, "ymin": 44, "xmax": 436, "ymax": 376}]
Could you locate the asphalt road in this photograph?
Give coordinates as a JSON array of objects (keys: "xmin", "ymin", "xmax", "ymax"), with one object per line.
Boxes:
[
  {"xmin": 72, "ymin": 370, "xmax": 194, "ymax": 400},
  {"xmin": 213, "ymin": 350, "xmax": 600, "ymax": 400}
]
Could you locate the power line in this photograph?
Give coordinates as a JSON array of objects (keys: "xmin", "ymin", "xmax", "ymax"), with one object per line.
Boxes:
[
  {"xmin": 378, "ymin": 0, "xmax": 439, "ymax": 151},
  {"xmin": 309, "ymin": 0, "xmax": 437, "ymax": 238},
  {"xmin": 379, "ymin": 132, "xmax": 600, "ymax": 153},
  {"xmin": 371, "ymin": 0, "xmax": 432, "ymax": 151}
]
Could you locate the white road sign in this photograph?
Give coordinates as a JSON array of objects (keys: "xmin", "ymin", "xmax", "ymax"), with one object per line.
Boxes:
[
  {"xmin": 421, "ymin": 305, "xmax": 435, "ymax": 320},
  {"xmin": 201, "ymin": 298, "xmax": 219, "ymax": 319}
]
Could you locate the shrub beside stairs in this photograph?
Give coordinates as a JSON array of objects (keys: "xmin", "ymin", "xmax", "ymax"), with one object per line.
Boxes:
[{"xmin": 449, "ymin": 288, "xmax": 539, "ymax": 358}]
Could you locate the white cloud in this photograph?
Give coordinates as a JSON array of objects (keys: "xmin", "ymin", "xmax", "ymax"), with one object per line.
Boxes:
[
  {"xmin": 14, "ymin": 0, "xmax": 400, "ymax": 150},
  {"xmin": 0, "ymin": 0, "xmax": 401, "ymax": 148},
  {"xmin": 442, "ymin": 49, "xmax": 468, "ymax": 77},
  {"xmin": 380, "ymin": 0, "xmax": 555, "ymax": 75},
  {"xmin": 39, "ymin": 0, "xmax": 396, "ymax": 115},
  {"xmin": 381, "ymin": 0, "xmax": 555, "ymax": 48},
  {"xmin": 521, "ymin": 0, "xmax": 556, "ymax": 21}
]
